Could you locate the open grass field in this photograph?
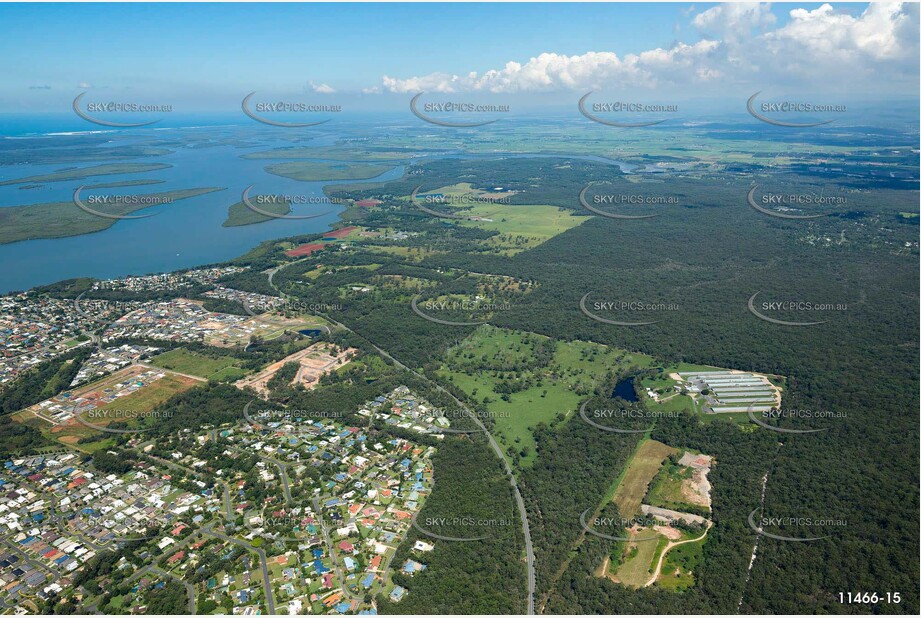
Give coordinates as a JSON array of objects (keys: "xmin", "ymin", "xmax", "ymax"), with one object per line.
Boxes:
[
  {"xmin": 614, "ymin": 533, "xmax": 668, "ymax": 588},
  {"xmin": 93, "ymin": 373, "xmax": 197, "ymax": 416},
  {"xmin": 645, "ymin": 457, "xmax": 700, "ymax": 512},
  {"xmin": 149, "ymin": 348, "xmax": 245, "ymax": 379},
  {"xmin": 438, "ymin": 325, "xmax": 653, "ymax": 466},
  {"xmin": 456, "ymin": 203, "xmax": 589, "ymax": 255},
  {"xmin": 14, "ymin": 370, "xmax": 198, "ymax": 451},
  {"xmin": 656, "ymin": 535, "xmax": 705, "ymax": 591},
  {"xmin": 610, "ymin": 439, "xmax": 677, "ymax": 517}
]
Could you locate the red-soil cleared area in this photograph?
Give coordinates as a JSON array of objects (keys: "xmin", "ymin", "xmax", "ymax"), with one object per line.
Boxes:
[
  {"xmin": 323, "ymin": 226, "xmax": 357, "ymax": 239},
  {"xmin": 355, "ymin": 199, "xmax": 381, "ymax": 208},
  {"xmin": 284, "ymin": 243, "xmax": 325, "ymax": 257}
]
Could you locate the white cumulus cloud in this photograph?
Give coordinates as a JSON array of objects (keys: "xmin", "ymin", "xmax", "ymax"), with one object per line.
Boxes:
[{"xmin": 370, "ymin": 2, "xmax": 917, "ymax": 95}]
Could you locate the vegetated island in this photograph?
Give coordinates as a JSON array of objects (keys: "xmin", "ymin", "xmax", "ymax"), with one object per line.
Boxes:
[
  {"xmin": 84, "ymin": 179, "xmax": 167, "ymax": 189},
  {"xmin": 242, "ymin": 145, "xmax": 412, "ymax": 161},
  {"xmin": 0, "ymin": 162, "xmax": 172, "ymax": 186},
  {"xmin": 223, "ymin": 195, "xmax": 292, "ymax": 227},
  {"xmin": 0, "ymin": 187, "xmax": 225, "ymax": 244},
  {"xmin": 264, "ymin": 161, "xmax": 394, "ymax": 182}
]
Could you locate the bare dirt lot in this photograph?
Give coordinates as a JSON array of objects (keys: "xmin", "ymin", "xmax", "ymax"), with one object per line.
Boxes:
[{"xmin": 235, "ymin": 342, "xmax": 355, "ymax": 396}]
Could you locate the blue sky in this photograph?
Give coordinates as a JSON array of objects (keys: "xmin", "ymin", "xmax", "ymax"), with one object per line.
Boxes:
[{"xmin": 1, "ymin": 2, "xmax": 914, "ymax": 114}]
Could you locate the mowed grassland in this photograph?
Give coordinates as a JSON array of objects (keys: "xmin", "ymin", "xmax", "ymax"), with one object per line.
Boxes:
[
  {"xmin": 149, "ymin": 348, "xmax": 246, "ymax": 380},
  {"xmin": 603, "ymin": 439, "xmax": 677, "ymax": 589},
  {"xmin": 610, "ymin": 439, "xmax": 677, "ymax": 517},
  {"xmin": 438, "ymin": 325, "xmax": 654, "ymax": 466},
  {"xmin": 90, "ymin": 373, "xmax": 198, "ymax": 421}
]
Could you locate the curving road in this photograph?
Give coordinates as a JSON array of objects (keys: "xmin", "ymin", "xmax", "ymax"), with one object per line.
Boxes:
[
  {"xmin": 203, "ymin": 525, "xmax": 275, "ymax": 614},
  {"xmin": 643, "ymin": 523, "xmax": 712, "ymax": 588}
]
